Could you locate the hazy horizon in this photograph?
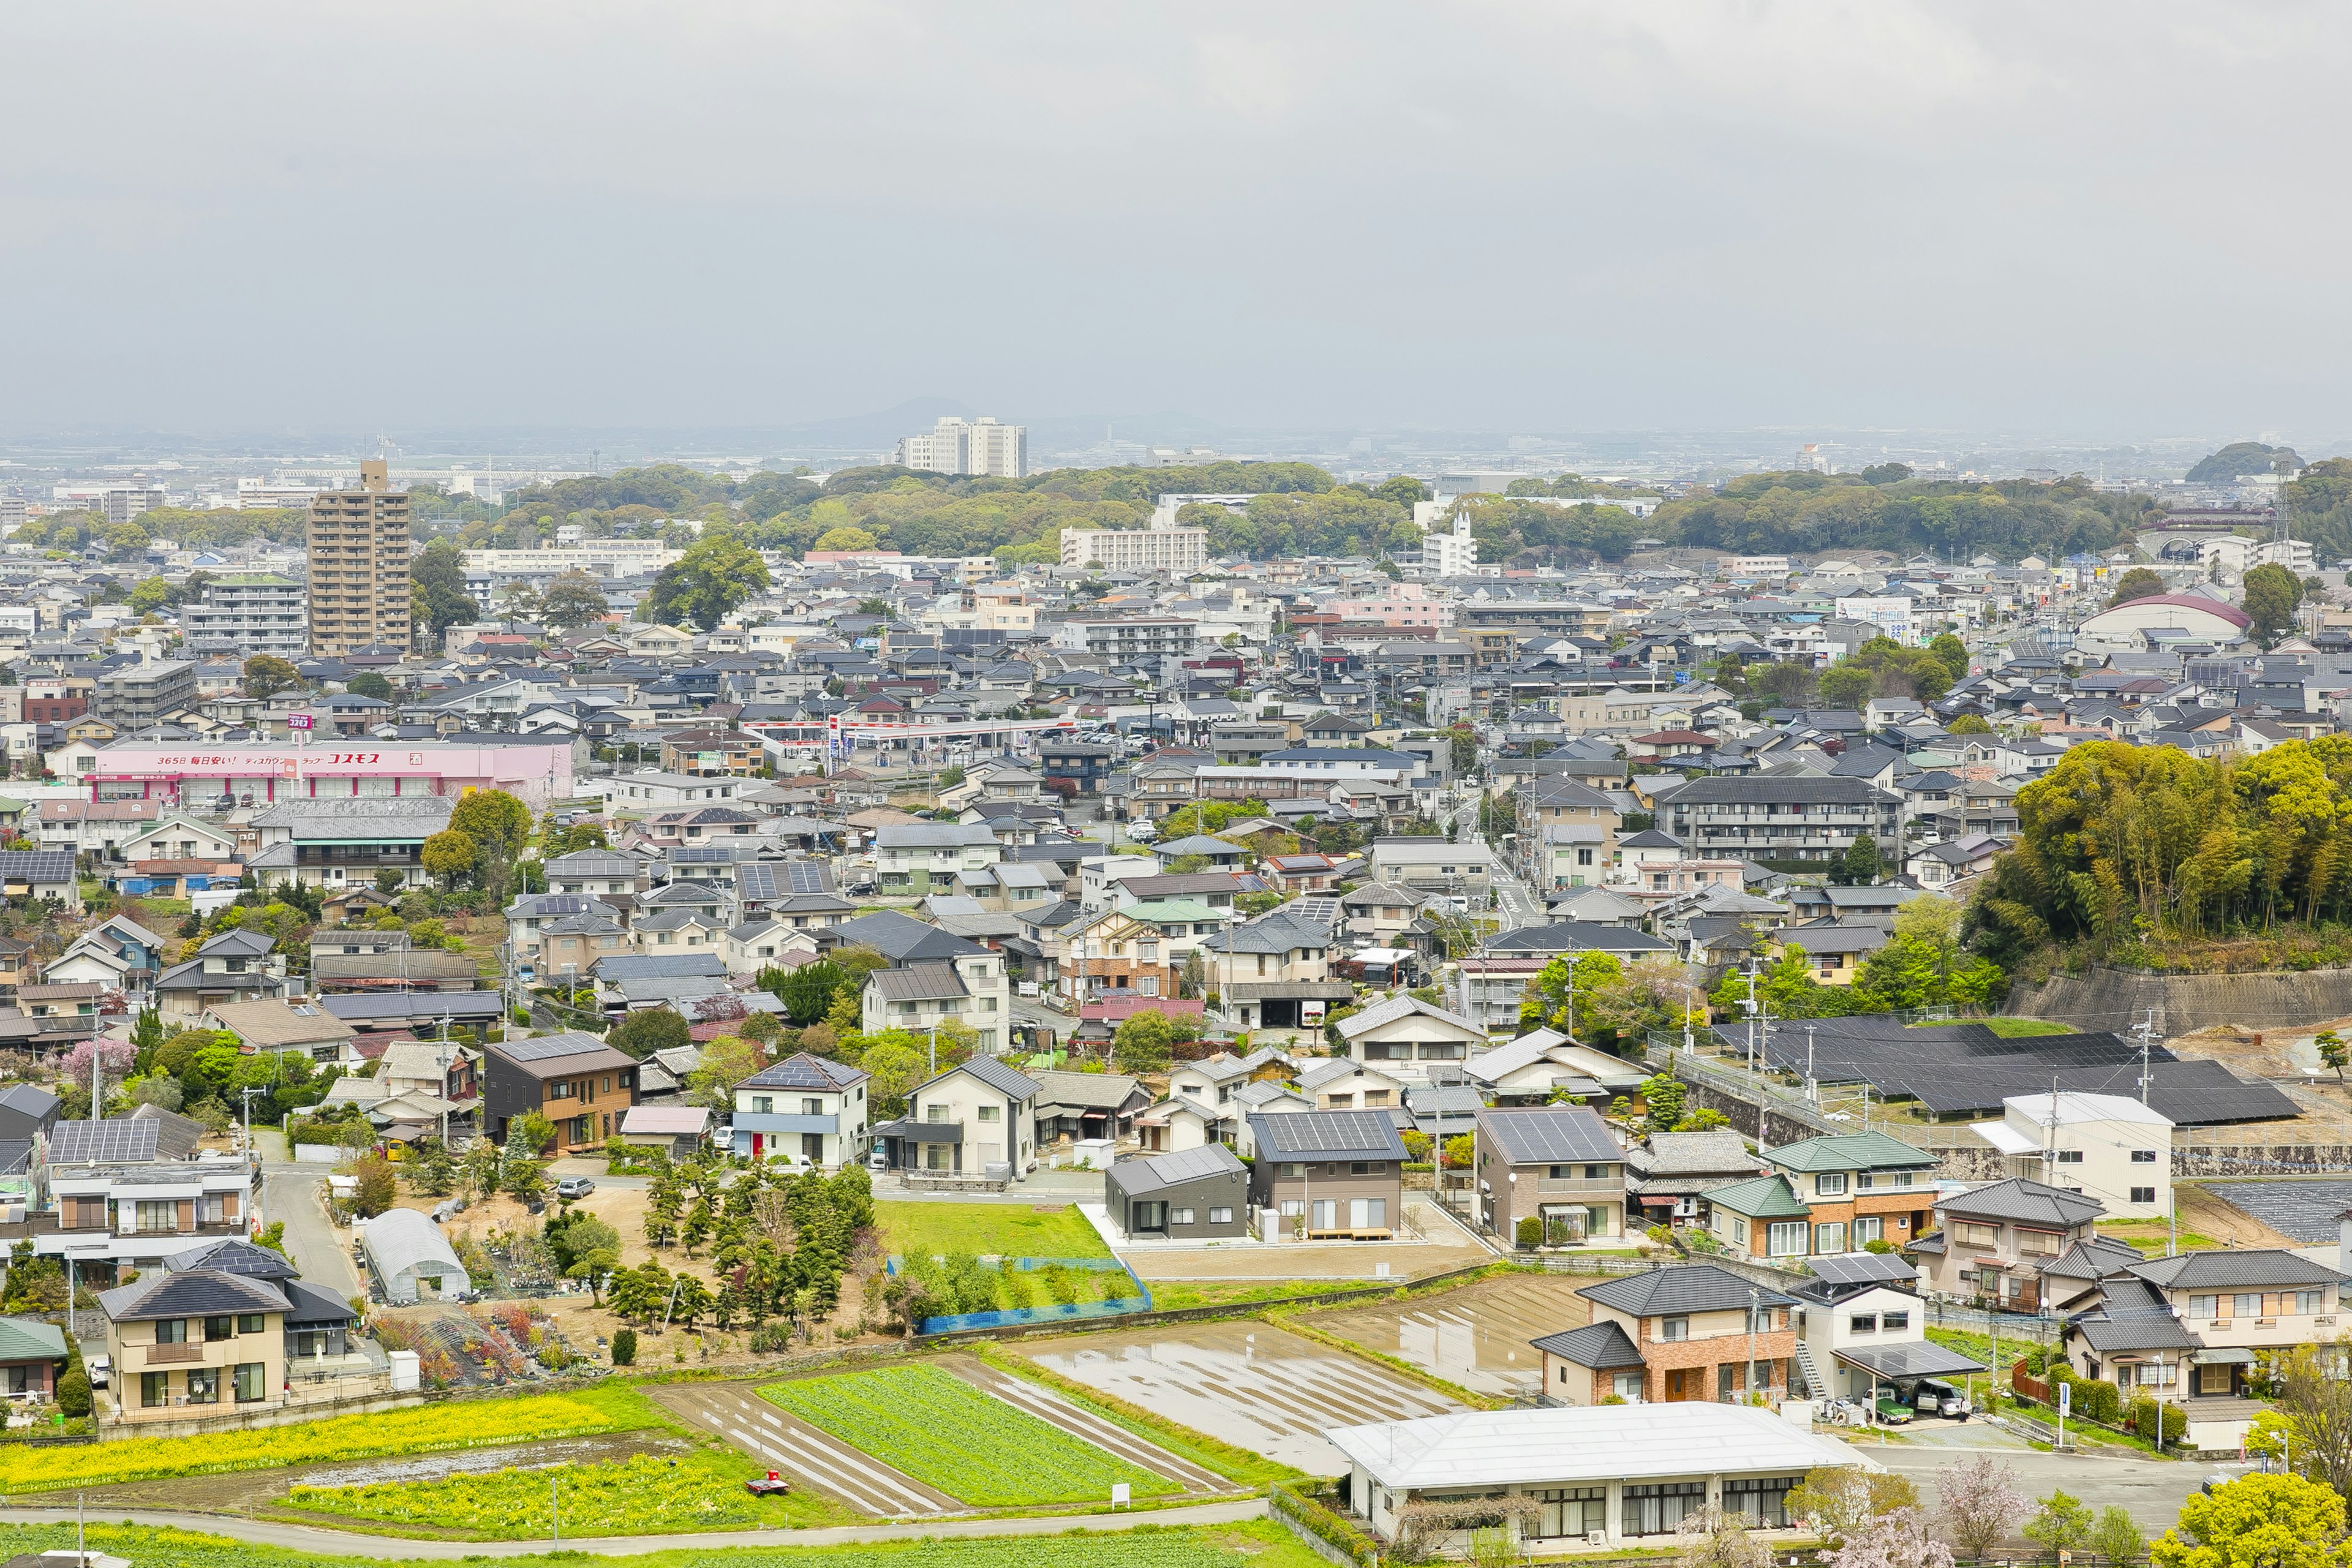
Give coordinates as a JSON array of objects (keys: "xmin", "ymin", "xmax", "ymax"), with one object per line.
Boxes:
[{"xmin": 7, "ymin": 4, "xmax": 2350, "ymax": 447}]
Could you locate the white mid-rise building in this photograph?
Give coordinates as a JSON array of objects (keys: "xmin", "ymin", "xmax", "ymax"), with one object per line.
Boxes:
[
  {"xmin": 1059, "ymin": 526, "xmax": 1207, "ymax": 573},
  {"xmin": 1969, "ymin": 1091, "xmax": 2172, "ymax": 1219},
  {"xmin": 183, "ymin": 573, "xmax": 309, "ymax": 658},
  {"xmin": 897, "ymin": 416, "xmax": 1027, "ymax": 478}
]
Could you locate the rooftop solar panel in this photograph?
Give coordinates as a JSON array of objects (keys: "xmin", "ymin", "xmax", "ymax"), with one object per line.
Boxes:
[
  {"xmin": 48, "ymin": 1119, "xmax": 160, "ymax": 1164},
  {"xmin": 785, "ymin": 860, "xmax": 832, "ymax": 893},
  {"xmin": 669, "ymin": 845, "xmax": 735, "ymax": 864},
  {"xmin": 496, "ymin": 1031, "xmax": 617, "ymax": 1063},
  {"xmin": 737, "ymin": 863, "xmax": 777, "ymax": 901},
  {"xmin": 0, "ymin": 851, "xmax": 76, "ymax": 883}
]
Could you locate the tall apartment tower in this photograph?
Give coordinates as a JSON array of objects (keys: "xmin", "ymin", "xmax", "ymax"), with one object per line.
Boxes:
[
  {"xmin": 307, "ymin": 459, "xmax": 412, "ymax": 655},
  {"xmin": 895, "ymin": 416, "xmax": 1026, "ymax": 478}
]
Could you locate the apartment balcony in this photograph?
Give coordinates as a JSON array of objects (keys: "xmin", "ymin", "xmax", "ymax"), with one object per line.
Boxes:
[
  {"xmin": 1531, "ymin": 1174, "xmax": 1624, "ymax": 1200},
  {"xmin": 144, "ymin": 1343, "xmax": 204, "ymax": 1365}
]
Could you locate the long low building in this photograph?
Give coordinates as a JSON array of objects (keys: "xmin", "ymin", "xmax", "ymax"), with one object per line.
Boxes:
[
  {"xmin": 74, "ymin": 740, "xmax": 578, "ymax": 811},
  {"xmin": 1325, "ymin": 1402, "xmax": 1879, "ymax": 1550}
]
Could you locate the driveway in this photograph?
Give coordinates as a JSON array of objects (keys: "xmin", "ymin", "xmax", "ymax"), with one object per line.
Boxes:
[
  {"xmin": 1874, "ymin": 1436, "xmax": 2223, "ymax": 1537},
  {"xmin": 260, "ymin": 1165, "xmax": 361, "ymax": 1299}
]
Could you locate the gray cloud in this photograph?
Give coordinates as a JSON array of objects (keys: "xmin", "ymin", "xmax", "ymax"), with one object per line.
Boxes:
[{"xmin": 2, "ymin": 2, "xmax": 2345, "ymax": 440}]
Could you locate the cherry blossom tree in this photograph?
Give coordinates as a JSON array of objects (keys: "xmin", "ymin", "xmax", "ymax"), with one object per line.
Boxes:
[
  {"xmin": 1833, "ymin": 1508, "xmax": 1956, "ymax": 1568},
  {"xmin": 1937, "ymin": 1454, "xmax": 2029, "ymax": 1562}
]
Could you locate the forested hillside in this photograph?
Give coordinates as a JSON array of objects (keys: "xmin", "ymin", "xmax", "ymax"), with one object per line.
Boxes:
[
  {"xmin": 1966, "ymin": 738, "xmax": 2352, "ymax": 973},
  {"xmin": 1656, "ymin": 470, "xmax": 2158, "ymax": 561}
]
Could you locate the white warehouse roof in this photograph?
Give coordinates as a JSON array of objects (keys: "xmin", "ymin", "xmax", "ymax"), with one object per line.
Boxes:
[
  {"xmin": 2003, "ymin": 1091, "xmax": 2173, "ymax": 1128},
  {"xmin": 1325, "ymin": 1403, "xmax": 1880, "ymax": 1491}
]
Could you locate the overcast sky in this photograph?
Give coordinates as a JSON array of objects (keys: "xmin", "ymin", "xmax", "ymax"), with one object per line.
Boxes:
[{"xmin": 5, "ymin": 2, "xmax": 2347, "ymax": 443}]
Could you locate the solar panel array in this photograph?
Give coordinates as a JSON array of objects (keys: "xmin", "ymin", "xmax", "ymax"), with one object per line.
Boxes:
[
  {"xmin": 1808, "ymin": 1252, "xmax": 1918, "ymax": 1286},
  {"xmin": 669, "ymin": 845, "xmax": 736, "ymax": 864},
  {"xmin": 0, "ymin": 851, "xmax": 76, "ymax": 883},
  {"xmin": 1730, "ymin": 1018, "xmax": 2298, "ymax": 1125},
  {"xmin": 737, "ymin": 863, "xmax": 777, "ymax": 902},
  {"xmin": 496, "ymin": 1031, "xmax": 614, "ymax": 1062},
  {"xmin": 785, "ymin": 859, "xmax": 832, "ymax": 893},
  {"xmin": 48, "ymin": 1120, "xmax": 160, "ymax": 1164}
]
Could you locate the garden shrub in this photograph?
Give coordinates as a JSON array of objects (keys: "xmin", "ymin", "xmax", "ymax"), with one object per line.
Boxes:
[
  {"xmin": 1515, "ymin": 1216, "xmax": 1542, "ymax": 1250},
  {"xmin": 610, "ymin": 1328, "xmax": 636, "ymax": 1366},
  {"xmin": 55, "ymin": 1368, "xmax": 89, "ymax": 1418}
]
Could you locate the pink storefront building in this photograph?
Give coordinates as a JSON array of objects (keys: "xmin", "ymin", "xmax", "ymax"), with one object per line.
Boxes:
[{"xmin": 79, "ymin": 741, "xmax": 578, "ymax": 813}]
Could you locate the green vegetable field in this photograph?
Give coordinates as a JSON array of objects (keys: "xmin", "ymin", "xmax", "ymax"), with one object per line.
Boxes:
[
  {"xmin": 758, "ymin": 1365, "xmax": 1177, "ymax": 1506},
  {"xmin": 876, "ymin": 1200, "xmax": 1111, "ymax": 1261},
  {"xmin": 283, "ymin": 1449, "xmax": 851, "ymax": 1537}
]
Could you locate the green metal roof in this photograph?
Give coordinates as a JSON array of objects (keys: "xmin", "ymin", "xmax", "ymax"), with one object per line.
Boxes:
[
  {"xmin": 1763, "ymin": 1131, "xmax": 1939, "ymax": 1175},
  {"xmin": 1705, "ymin": 1174, "xmax": 1812, "ymax": 1219},
  {"xmin": 0, "ymin": 1315, "xmax": 69, "ymax": 1362}
]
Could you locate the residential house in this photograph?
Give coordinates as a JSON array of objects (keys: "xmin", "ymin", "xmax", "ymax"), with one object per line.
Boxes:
[
  {"xmin": 1664, "ymin": 776, "xmax": 1901, "ymax": 864},
  {"xmin": 483, "ymin": 1032, "xmax": 638, "ymax": 1153},
  {"xmin": 1029, "ymin": 1070, "xmax": 1150, "ymax": 1146},
  {"xmin": 729, "ymin": 1054, "xmax": 870, "ymax": 1167},
  {"xmin": 874, "ymin": 824, "xmax": 1004, "ymax": 896},
  {"xmin": 1207, "ymin": 910, "xmax": 1348, "ymax": 1034},
  {"xmin": 1759, "ymin": 1132, "xmax": 1940, "ymax": 1253},
  {"xmin": 1104, "ymin": 1144, "xmax": 1251, "ymax": 1240},
  {"xmin": 153, "ymin": 929, "xmax": 286, "ymax": 1022},
  {"xmin": 1543, "ymin": 1263, "xmax": 1798, "ymax": 1404},
  {"xmin": 34, "ymin": 1112, "xmax": 257, "ymax": 1276},
  {"xmin": 1789, "ymin": 1251, "xmax": 1985, "ymax": 1404},
  {"xmin": 1246, "ymin": 1109, "xmax": 1408, "ymax": 1238},
  {"xmin": 0, "ymin": 1315, "xmax": 68, "ymax": 1400},
  {"xmin": 1474, "ymin": 1106, "xmax": 1626, "ymax": 1245},
  {"xmin": 1297, "ymin": 1056, "xmax": 1410, "ymax": 1113},
  {"xmin": 1624, "ymin": 1129, "xmax": 1768, "ymax": 1231},
  {"xmin": 870, "ymin": 1055, "xmax": 1040, "ymax": 1183},
  {"xmin": 203, "ymin": 1000, "xmax": 360, "ymax": 1065},
  {"xmin": 1335, "ymin": 995, "xmax": 1490, "ymax": 1085},
  {"xmin": 1909, "ymin": 1177, "xmax": 2107, "ymax": 1311}
]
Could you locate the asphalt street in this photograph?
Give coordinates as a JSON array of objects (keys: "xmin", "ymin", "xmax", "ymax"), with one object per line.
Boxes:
[
  {"xmin": 1874, "ymin": 1435, "xmax": 2236, "ymax": 1537},
  {"xmin": 260, "ymin": 1164, "xmax": 361, "ymax": 1300}
]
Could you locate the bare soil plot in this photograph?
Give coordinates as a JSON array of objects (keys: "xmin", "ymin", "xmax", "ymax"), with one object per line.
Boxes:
[
  {"xmin": 1013, "ymin": 1319, "xmax": 1461, "ymax": 1474},
  {"xmin": 1300, "ymin": 1272, "xmax": 1594, "ymax": 1397}
]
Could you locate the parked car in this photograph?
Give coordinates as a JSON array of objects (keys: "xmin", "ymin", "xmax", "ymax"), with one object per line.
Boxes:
[
  {"xmin": 1872, "ymin": 1397, "xmax": 1914, "ymax": 1425},
  {"xmin": 745, "ymin": 1471, "xmax": 792, "ymax": 1496},
  {"xmin": 867, "ymin": 1144, "xmax": 891, "ymax": 1172},
  {"xmin": 1912, "ymin": 1379, "xmax": 1971, "ymax": 1420},
  {"xmin": 86, "ymin": 1354, "xmax": 109, "ymax": 1389},
  {"xmin": 555, "ymin": 1177, "xmax": 595, "ymax": 1200}
]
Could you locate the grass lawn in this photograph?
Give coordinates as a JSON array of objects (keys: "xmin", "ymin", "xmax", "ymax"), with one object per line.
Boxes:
[
  {"xmin": 760, "ymin": 1364, "xmax": 1177, "ymax": 1507},
  {"xmin": 283, "ymin": 1447, "xmax": 853, "ymax": 1537},
  {"xmin": 2098, "ymin": 1217, "xmax": 2222, "ymax": 1251},
  {"xmin": 877, "ymin": 1199, "xmax": 1112, "ymax": 1261},
  {"xmin": 0, "ymin": 1519, "xmax": 1325, "ymax": 1568},
  {"xmin": 1144, "ymin": 1279, "xmax": 1355, "ymax": 1312},
  {"xmin": 1981, "ymin": 1017, "xmax": 2071, "ymax": 1037},
  {"xmin": 4, "ymin": 1384, "xmax": 663, "ymax": 1492}
]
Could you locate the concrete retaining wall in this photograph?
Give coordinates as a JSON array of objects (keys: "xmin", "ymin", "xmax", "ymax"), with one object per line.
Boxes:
[{"xmin": 2005, "ymin": 966, "xmax": 2352, "ymax": 1034}]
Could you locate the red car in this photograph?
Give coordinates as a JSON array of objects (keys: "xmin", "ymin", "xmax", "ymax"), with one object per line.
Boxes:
[{"xmin": 745, "ymin": 1471, "xmax": 791, "ymax": 1496}]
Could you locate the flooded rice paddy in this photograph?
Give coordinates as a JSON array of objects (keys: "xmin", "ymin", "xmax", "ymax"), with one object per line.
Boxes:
[{"xmin": 1300, "ymin": 1273, "xmax": 1592, "ymax": 1398}]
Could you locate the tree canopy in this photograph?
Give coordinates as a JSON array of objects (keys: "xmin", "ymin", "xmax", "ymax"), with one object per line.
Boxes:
[
  {"xmin": 2185, "ymin": 442, "xmax": 2304, "ymax": 484},
  {"xmin": 645, "ymin": 531, "xmax": 772, "ymax": 630}
]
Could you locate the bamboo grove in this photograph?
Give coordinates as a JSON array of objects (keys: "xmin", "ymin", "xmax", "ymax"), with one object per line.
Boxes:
[{"xmin": 1966, "ymin": 738, "xmax": 2352, "ymax": 963}]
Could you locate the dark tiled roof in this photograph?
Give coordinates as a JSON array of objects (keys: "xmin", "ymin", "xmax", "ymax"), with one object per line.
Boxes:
[
  {"xmin": 1475, "ymin": 1107, "xmax": 1621, "ymax": 1166},
  {"xmin": 98, "ymin": 1267, "xmax": 287, "ymax": 1322},
  {"xmin": 1936, "ymin": 1177, "xmax": 2105, "ymax": 1228},
  {"xmin": 1529, "ymin": 1319, "xmax": 1646, "ymax": 1370},
  {"xmin": 1577, "ymin": 1262, "xmax": 1797, "ymax": 1318},
  {"xmin": 1250, "ymin": 1109, "xmax": 1408, "ymax": 1161},
  {"xmin": 2128, "ymin": 1249, "xmax": 2348, "ymax": 1290}
]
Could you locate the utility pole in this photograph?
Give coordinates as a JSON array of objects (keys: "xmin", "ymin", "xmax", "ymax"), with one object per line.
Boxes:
[
  {"xmin": 1747, "ymin": 1286, "xmax": 1760, "ymax": 1403},
  {"xmin": 1805, "ymin": 1023, "xmax": 1817, "ymax": 1106},
  {"xmin": 2133, "ymin": 1009, "xmax": 2156, "ymax": 1104}
]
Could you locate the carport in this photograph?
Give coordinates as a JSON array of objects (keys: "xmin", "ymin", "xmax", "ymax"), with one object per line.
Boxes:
[
  {"xmin": 869, "ymin": 1117, "xmax": 963, "ymax": 1174},
  {"xmin": 1833, "ymin": 1340, "xmax": 1986, "ymax": 1411}
]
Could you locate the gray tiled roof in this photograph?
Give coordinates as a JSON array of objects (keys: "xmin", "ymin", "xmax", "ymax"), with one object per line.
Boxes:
[
  {"xmin": 2128, "ymin": 1249, "xmax": 2348, "ymax": 1290},
  {"xmin": 945, "ymin": 1054, "xmax": 1040, "ymax": 1102},
  {"xmin": 98, "ymin": 1266, "xmax": 288, "ymax": 1322},
  {"xmin": 1936, "ymin": 1177, "xmax": 2105, "ymax": 1228},
  {"xmin": 867, "ymin": 962, "xmax": 968, "ymax": 1003},
  {"xmin": 1529, "ymin": 1319, "xmax": 1646, "ymax": 1370},
  {"xmin": 1577, "ymin": 1262, "xmax": 1796, "ymax": 1318}
]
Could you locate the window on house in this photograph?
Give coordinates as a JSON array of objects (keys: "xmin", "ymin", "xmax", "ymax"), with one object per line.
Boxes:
[
  {"xmin": 1815, "ymin": 1173, "xmax": 1847, "ymax": 1196},
  {"xmin": 1767, "ymin": 1221, "xmax": 1809, "ymax": 1255},
  {"xmin": 1814, "ymin": 1221, "xmax": 1847, "ymax": 1254},
  {"xmin": 1881, "ymin": 1311, "xmax": 1910, "ymax": 1332},
  {"xmin": 2234, "ymin": 1292, "xmax": 2263, "ymax": 1318},
  {"xmin": 2131, "ymin": 1149, "xmax": 2158, "ymax": 1164},
  {"xmin": 1955, "ymin": 1221, "xmax": 1999, "ymax": 1248},
  {"xmin": 2130, "ymin": 1186, "xmax": 2157, "ymax": 1204},
  {"xmin": 1208, "ymin": 1207, "xmax": 1232, "ymax": 1224},
  {"xmin": 978, "ymin": 1106, "xmax": 1000, "ymax": 1123},
  {"xmin": 2056, "ymin": 1150, "xmax": 2084, "ymax": 1165},
  {"xmin": 1659, "ymin": 1315, "xmax": 1689, "ymax": 1342},
  {"xmin": 1849, "ymin": 1313, "xmax": 1879, "ymax": 1335}
]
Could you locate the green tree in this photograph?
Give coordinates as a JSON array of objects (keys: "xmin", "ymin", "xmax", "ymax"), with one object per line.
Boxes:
[
  {"xmin": 608, "ymin": 1007, "xmax": 692, "ymax": 1060},
  {"xmin": 346, "ymin": 671, "xmax": 393, "ymax": 701},
  {"xmin": 2109, "ymin": 567, "xmax": 2166, "ymax": 606},
  {"xmin": 129, "ymin": 576, "xmax": 173, "ymax": 614},
  {"xmin": 350, "ymin": 1155, "xmax": 397, "ymax": 1217},
  {"xmin": 450, "ymin": 788, "xmax": 532, "ymax": 901},
  {"xmin": 410, "ymin": 539, "xmax": 477, "ymax": 636},
  {"xmin": 2150, "ymin": 1474, "xmax": 2352, "ymax": 1568},
  {"xmin": 687, "ymin": 1034, "xmax": 764, "ymax": 1110},
  {"xmin": 242, "ymin": 655, "xmax": 302, "ymax": 700},
  {"xmin": 2321, "ymin": 1031, "xmax": 2348, "ymax": 1084},
  {"xmin": 537, "ymin": 570, "xmax": 610, "ymax": 629},
  {"xmin": 1928, "ymin": 631, "xmax": 1970, "ymax": 673},
  {"xmin": 420, "ymin": 829, "xmax": 477, "ymax": 889},
  {"xmin": 1638, "ymin": 1073, "xmax": 1686, "ymax": 1133},
  {"xmin": 2023, "ymin": 1491, "xmax": 2092, "ymax": 1556},
  {"xmin": 2092, "ymin": 1506, "xmax": 2144, "ymax": 1567},
  {"xmin": 775, "ymin": 960, "xmax": 846, "ymax": 1025},
  {"xmin": 1113, "ymin": 1010, "xmax": 1177, "ymax": 1074},
  {"xmin": 861, "ymin": 1038, "xmax": 925, "ymax": 1118},
  {"xmin": 646, "ymin": 531, "xmax": 771, "ymax": 630},
  {"xmin": 1947, "ymin": 712, "xmax": 1994, "ymax": 734},
  {"xmin": 1839, "ymin": 835, "xmax": 1882, "ymax": 886},
  {"xmin": 1819, "ymin": 665, "xmax": 1874, "ymax": 708},
  {"xmin": 2245, "ymin": 562, "xmax": 2305, "ymax": 648}
]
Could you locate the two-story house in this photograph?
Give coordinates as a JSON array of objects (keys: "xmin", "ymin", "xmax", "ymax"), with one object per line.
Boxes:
[
  {"xmin": 1474, "ymin": 1106, "xmax": 1626, "ymax": 1246},
  {"xmin": 1335, "ymin": 995, "xmax": 1491, "ymax": 1085},
  {"xmin": 1208, "ymin": 909, "xmax": 1349, "ymax": 1035},
  {"xmin": 100, "ymin": 1265, "xmax": 293, "ymax": 1424},
  {"xmin": 152, "ymin": 929, "xmax": 287, "ymax": 1023},
  {"xmin": 1246, "ymin": 1109, "xmax": 1408, "ymax": 1238},
  {"xmin": 1297, "ymin": 1057, "xmax": 1411, "ymax": 1114},
  {"xmin": 870, "ymin": 1055, "xmax": 1039, "ymax": 1183},
  {"xmin": 1789, "ymin": 1251, "xmax": 1984, "ymax": 1404},
  {"xmin": 542, "ymin": 850, "xmax": 651, "ymax": 898},
  {"xmin": 874, "ymin": 824, "xmax": 1005, "ymax": 897},
  {"xmin": 1909, "ymin": 1177, "xmax": 2107, "ymax": 1311},
  {"xmin": 483, "ymin": 1032, "xmax": 638, "ymax": 1153},
  {"xmin": 1513, "ymin": 777, "xmax": 1623, "ymax": 891},
  {"xmin": 36, "ymin": 1112, "xmax": 257, "ymax": 1279},
  {"xmin": 503, "ymin": 892, "xmax": 624, "ymax": 969},
  {"xmin": 1759, "ymin": 1133, "xmax": 1940, "ymax": 1253},
  {"xmin": 1536, "ymin": 1263, "xmax": 1798, "ymax": 1405},
  {"xmin": 729, "ymin": 1053, "xmax": 870, "ymax": 1167},
  {"xmin": 1058, "ymin": 900, "xmax": 1230, "ymax": 1005},
  {"xmin": 1625, "ymin": 1129, "xmax": 1769, "ymax": 1231},
  {"xmin": 2064, "ymin": 1249, "xmax": 2350, "ymax": 1408}
]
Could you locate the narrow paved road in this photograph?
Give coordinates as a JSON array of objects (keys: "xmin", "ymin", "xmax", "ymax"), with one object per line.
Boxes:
[
  {"xmin": 260, "ymin": 1166, "xmax": 361, "ymax": 1300},
  {"xmin": 1875, "ymin": 1438, "xmax": 2225, "ymax": 1536},
  {"xmin": 0, "ymin": 1498, "xmax": 1269, "ymax": 1559}
]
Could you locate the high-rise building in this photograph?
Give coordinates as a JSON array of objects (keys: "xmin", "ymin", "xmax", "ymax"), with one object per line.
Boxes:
[
  {"xmin": 895, "ymin": 416, "xmax": 1026, "ymax": 478},
  {"xmin": 307, "ymin": 459, "xmax": 412, "ymax": 655},
  {"xmin": 104, "ymin": 487, "xmax": 165, "ymax": 526}
]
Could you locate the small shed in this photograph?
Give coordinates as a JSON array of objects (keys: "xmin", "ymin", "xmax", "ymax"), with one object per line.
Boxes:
[
  {"xmin": 360, "ymin": 1207, "xmax": 470, "ymax": 1305},
  {"xmin": 1104, "ymin": 1144, "xmax": 1250, "ymax": 1240},
  {"xmin": 620, "ymin": 1104, "xmax": 710, "ymax": 1158}
]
